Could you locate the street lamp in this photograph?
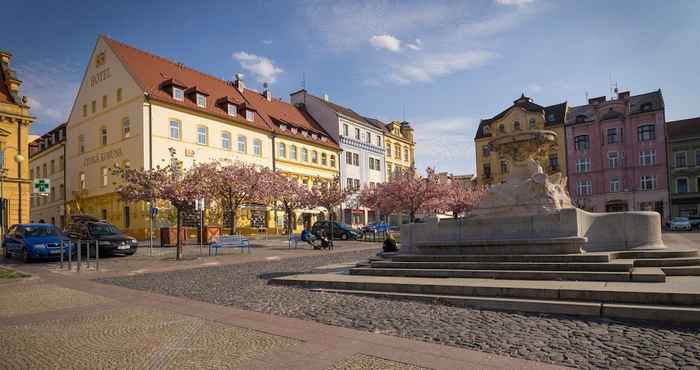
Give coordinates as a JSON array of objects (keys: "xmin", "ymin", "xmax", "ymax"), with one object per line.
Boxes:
[{"xmin": 0, "ymin": 146, "xmax": 25, "ymax": 237}]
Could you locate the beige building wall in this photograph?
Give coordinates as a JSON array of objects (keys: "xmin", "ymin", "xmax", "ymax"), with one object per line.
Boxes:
[
  {"xmin": 384, "ymin": 121, "xmax": 415, "ymax": 180},
  {"xmin": 29, "ymin": 142, "xmax": 65, "ymax": 226}
]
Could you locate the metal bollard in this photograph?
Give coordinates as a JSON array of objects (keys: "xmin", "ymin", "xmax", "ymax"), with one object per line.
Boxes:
[
  {"xmin": 59, "ymin": 240, "xmax": 64, "ymax": 269},
  {"xmin": 68, "ymin": 241, "xmax": 72, "ymax": 271},
  {"xmin": 85, "ymin": 240, "xmax": 90, "ymax": 269},
  {"xmin": 95, "ymin": 240, "xmax": 100, "ymax": 271},
  {"xmin": 77, "ymin": 240, "xmax": 81, "ymax": 272}
]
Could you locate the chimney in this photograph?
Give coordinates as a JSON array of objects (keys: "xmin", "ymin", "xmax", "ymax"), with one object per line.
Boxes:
[
  {"xmin": 262, "ymin": 82, "xmax": 272, "ymax": 101},
  {"xmin": 617, "ymin": 91, "xmax": 630, "ymax": 100},
  {"xmin": 234, "ymin": 73, "xmax": 245, "ymax": 92}
]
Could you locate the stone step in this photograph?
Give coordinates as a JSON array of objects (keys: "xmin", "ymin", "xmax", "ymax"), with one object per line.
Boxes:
[
  {"xmin": 410, "ymin": 237, "xmax": 586, "ymax": 255},
  {"xmin": 309, "ymin": 289, "xmax": 700, "ymax": 324},
  {"xmin": 370, "ymin": 261, "xmax": 632, "ymax": 272},
  {"xmin": 612, "ymin": 250, "xmax": 699, "ymax": 260},
  {"xmin": 350, "ymin": 267, "xmax": 635, "ymax": 282},
  {"xmin": 662, "ymin": 266, "xmax": 700, "ymax": 276},
  {"xmin": 270, "ymin": 273, "xmax": 699, "ymax": 306},
  {"xmin": 391, "ymin": 253, "xmax": 611, "ymax": 263},
  {"xmin": 634, "ymin": 257, "xmax": 700, "ymax": 267}
]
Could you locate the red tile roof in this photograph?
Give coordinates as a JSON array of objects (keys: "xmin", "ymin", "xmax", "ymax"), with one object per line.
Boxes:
[
  {"xmin": 104, "ymin": 36, "xmax": 337, "ymax": 150},
  {"xmin": 103, "ymin": 36, "xmax": 268, "ymax": 132},
  {"xmin": 239, "ymin": 88, "xmax": 339, "ymax": 149},
  {"xmin": 667, "ymin": 117, "xmax": 700, "ymax": 140}
]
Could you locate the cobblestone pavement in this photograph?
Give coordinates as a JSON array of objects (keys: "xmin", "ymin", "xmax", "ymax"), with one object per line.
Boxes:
[
  {"xmin": 328, "ymin": 354, "xmax": 430, "ymax": 370},
  {"xmin": 0, "ymin": 306, "xmax": 298, "ymax": 370},
  {"xmin": 101, "ymin": 250, "xmax": 700, "ymax": 370},
  {"xmin": 0, "ymin": 282, "xmax": 111, "ymax": 318}
]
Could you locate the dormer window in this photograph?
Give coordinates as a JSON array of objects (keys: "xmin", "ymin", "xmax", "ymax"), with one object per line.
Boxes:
[
  {"xmin": 641, "ymin": 103, "xmax": 653, "ymax": 112},
  {"xmin": 483, "ymin": 125, "xmax": 490, "ymax": 134},
  {"xmin": 513, "ymin": 121, "xmax": 521, "ymax": 130},
  {"xmin": 529, "ymin": 118, "xmax": 537, "ymax": 128},
  {"xmin": 196, "ymin": 94, "xmax": 206, "ymax": 108},
  {"xmin": 547, "ymin": 113, "xmax": 555, "ymax": 123},
  {"xmin": 312, "ymin": 133, "xmax": 318, "ymax": 140},
  {"xmin": 576, "ymin": 115, "xmax": 586, "ymax": 123},
  {"xmin": 280, "ymin": 124, "xmax": 288, "ymax": 131},
  {"xmin": 227, "ymin": 103, "xmax": 237, "ymax": 117},
  {"xmin": 291, "ymin": 127, "xmax": 298, "ymax": 134},
  {"xmin": 246, "ymin": 110, "xmax": 254, "ymax": 122},
  {"xmin": 173, "ymin": 87, "xmax": 184, "ymax": 101}
]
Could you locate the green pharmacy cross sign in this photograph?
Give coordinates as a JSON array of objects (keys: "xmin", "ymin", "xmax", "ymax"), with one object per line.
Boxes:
[{"xmin": 33, "ymin": 178, "xmax": 51, "ymax": 194}]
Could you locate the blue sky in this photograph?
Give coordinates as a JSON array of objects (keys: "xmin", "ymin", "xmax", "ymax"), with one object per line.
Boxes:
[{"xmin": 3, "ymin": 0, "xmax": 700, "ymax": 174}]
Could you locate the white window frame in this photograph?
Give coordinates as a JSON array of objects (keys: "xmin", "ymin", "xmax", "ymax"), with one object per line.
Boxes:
[
  {"xmin": 79, "ymin": 134, "xmax": 85, "ymax": 153},
  {"xmin": 609, "ymin": 178, "xmax": 620, "ymax": 193},
  {"xmin": 197, "ymin": 126, "xmax": 208, "ymax": 145},
  {"xmin": 237, "ymin": 135, "xmax": 246, "ymax": 153},
  {"xmin": 100, "ymin": 127, "xmax": 108, "ymax": 146},
  {"xmin": 674, "ymin": 151, "xmax": 687, "ymax": 168},
  {"xmin": 173, "ymin": 87, "xmax": 184, "ymax": 101},
  {"xmin": 576, "ymin": 158, "xmax": 591, "ymax": 173},
  {"xmin": 278, "ymin": 142, "xmax": 286, "ymax": 158},
  {"xmin": 169, "ymin": 120, "xmax": 181, "ymax": 140},
  {"xmin": 253, "ymin": 139, "xmax": 262, "ymax": 157},
  {"xmin": 290, "ymin": 145, "xmax": 297, "ymax": 160},
  {"xmin": 355, "ymin": 128, "xmax": 360, "ymax": 140},
  {"xmin": 80, "ymin": 172, "xmax": 86, "ymax": 190},
  {"xmin": 576, "ymin": 179, "xmax": 592, "ymax": 196},
  {"xmin": 676, "ymin": 177, "xmax": 689, "ymax": 193},
  {"xmin": 196, "ymin": 94, "xmax": 206, "ymax": 108},
  {"xmin": 640, "ymin": 175, "xmax": 657, "ymax": 191},
  {"xmin": 607, "ymin": 151, "xmax": 619, "ymax": 169},
  {"xmin": 301, "ymin": 148, "xmax": 308, "ymax": 162},
  {"xmin": 221, "ymin": 132, "xmax": 231, "ymax": 151},
  {"xmin": 311, "ymin": 150, "xmax": 318, "ymax": 163},
  {"xmin": 640, "ymin": 150, "xmax": 656, "ymax": 166},
  {"xmin": 246, "ymin": 110, "xmax": 254, "ymax": 122},
  {"xmin": 343, "ymin": 124, "xmax": 349, "ymax": 137},
  {"xmin": 227, "ymin": 103, "xmax": 237, "ymax": 117},
  {"xmin": 122, "ymin": 117, "xmax": 130, "ymax": 138},
  {"xmin": 101, "ymin": 167, "xmax": 108, "ymax": 187}
]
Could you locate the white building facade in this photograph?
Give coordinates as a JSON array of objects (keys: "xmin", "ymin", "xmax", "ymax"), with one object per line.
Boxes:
[{"xmin": 290, "ymin": 90, "xmax": 385, "ymax": 226}]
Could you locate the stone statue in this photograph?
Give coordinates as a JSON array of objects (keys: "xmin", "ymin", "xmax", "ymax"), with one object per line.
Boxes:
[{"xmin": 472, "ymin": 130, "xmax": 573, "ymax": 217}]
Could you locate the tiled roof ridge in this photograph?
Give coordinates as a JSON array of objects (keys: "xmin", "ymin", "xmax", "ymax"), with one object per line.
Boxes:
[
  {"xmin": 104, "ymin": 36, "xmax": 247, "ymax": 95},
  {"xmin": 570, "ymin": 89, "xmax": 662, "ymax": 109},
  {"xmin": 667, "ymin": 116, "xmax": 700, "ymax": 125}
]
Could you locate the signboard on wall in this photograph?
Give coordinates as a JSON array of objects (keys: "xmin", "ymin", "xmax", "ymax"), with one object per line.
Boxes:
[{"xmin": 32, "ymin": 178, "xmax": 50, "ymax": 195}]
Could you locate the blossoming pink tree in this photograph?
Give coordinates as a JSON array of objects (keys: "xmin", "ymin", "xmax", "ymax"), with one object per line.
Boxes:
[
  {"xmin": 268, "ymin": 172, "xmax": 311, "ymax": 235},
  {"xmin": 435, "ymin": 180, "xmax": 486, "ymax": 218},
  {"xmin": 115, "ymin": 149, "xmax": 209, "ymax": 260},
  {"xmin": 359, "ymin": 167, "xmax": 443, "ymax": 223},
  {"xmin": 200, "ymin": 161, "xmax": 269, "ymax": 234},
  {"xmin": 307, "ymin": 176, "xmax": 351, "ymax": 222}
]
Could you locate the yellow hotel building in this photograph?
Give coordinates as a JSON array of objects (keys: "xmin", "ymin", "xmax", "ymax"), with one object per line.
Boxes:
[
  {"xmin": 0, "ymin": 50, "xmax": 33, "ymax": 231},
  {"xmin": 65, "ymin": 35, "xmax": 339, "ymax": 239},
  {"xmin": 383, "ymin": 120, "xmax": 415, "ymax": 179},
  {"xmin": 475, "ymin": 95, "xmax": 568, "ymax": 185}
]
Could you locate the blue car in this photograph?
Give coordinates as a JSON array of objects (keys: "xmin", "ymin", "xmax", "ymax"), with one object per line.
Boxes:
[{"xmin": 2, "ymin": 224, "xmax": 74, "ymax": 262}]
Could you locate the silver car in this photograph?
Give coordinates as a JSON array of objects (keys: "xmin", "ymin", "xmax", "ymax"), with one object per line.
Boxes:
[{"xmin": 669, "ymin": 217, "xmax": 692, "ymax": 231}]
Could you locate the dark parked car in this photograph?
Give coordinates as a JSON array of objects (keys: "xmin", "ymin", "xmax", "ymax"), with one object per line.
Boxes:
[
  {"xmin": 2, "ymin": 224, "xmax": 75, "ymax": 262},
  {"xmin": 689, "ymin": 216, "xmax": 700, "ymax": 230},
  {"xmin": 64, "ymin": 216, "xmax": 137, "ymax": 256},
  {"xmin": 311, "ymin": 221, "xmax": 360, "ymax": 240}
]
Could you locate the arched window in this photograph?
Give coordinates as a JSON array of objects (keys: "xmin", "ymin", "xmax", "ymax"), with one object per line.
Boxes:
[
  {"xmin": 290, "ymin": 145, "xmax": 297, "ymax": 160},
  {"xmin": 321, "ymin": 153, "xmax": 327, "ymax": 166},
  {"xmin": 253, "ymin": 139, "xmax": 262, "ymax": 157},
  {"xmin": 221, "ymin": 131, "xmax": 231, "ymax": 150},
  {"xmin": 311, "ymin": 150, "xmax": 318, "ymax": 163},
  {"xmin": 637, "ymin": 125, "xmax": 656, "ymax": 142},
  {"xmin": 301, "ymin": 148, "xmax": 309, "ymax": 162},
  {"xmin": 278, "ymin": 142, "xmax": 286, "ymax": 158},
  {"xmin": 574, "ymin": 135, "xmax": 590, "ymax": 151},
  {"xmin": 237, "ymin": 135, "xmax": 247, "ymax": 153}
]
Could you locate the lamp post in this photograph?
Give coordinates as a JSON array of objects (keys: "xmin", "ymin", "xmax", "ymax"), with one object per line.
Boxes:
[{"xmin": 0, "ymin": 146, "xmax": 25, "ymax": 238}]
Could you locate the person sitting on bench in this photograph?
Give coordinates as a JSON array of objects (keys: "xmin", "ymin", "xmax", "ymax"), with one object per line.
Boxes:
[{"xmin": 300, "ymin": 228, "xmax": 316, "ymax": 247}]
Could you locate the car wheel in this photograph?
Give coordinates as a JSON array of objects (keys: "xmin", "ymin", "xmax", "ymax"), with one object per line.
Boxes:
[
  {"xmin": 22, "ymin": 248, "xmax": 31, "ymax": 263},
  {"xmin": 340, "ymin": 233, "xmax": 348, "ymax": 240}
]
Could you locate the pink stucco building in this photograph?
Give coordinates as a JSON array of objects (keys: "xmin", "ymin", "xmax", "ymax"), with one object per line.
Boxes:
[{"xmin": 565, "ymin": 90, "xmax": 669, "ymax": 220}]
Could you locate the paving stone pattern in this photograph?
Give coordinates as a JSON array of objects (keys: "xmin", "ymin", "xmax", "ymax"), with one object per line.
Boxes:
[
  {"xmin": 0, "ymin": 283, "xmax": 111, "ymax": 318},
  {"xmin": 100, "ymin": 251, "xmax": 700, "ymax": 370},
  {"xmin": 328, "ymin": 354, "xmax": 430, "ymax": 370},
  {"xmin": 0, "ymin": 307, "xmax": 298, "ymax": 370}
]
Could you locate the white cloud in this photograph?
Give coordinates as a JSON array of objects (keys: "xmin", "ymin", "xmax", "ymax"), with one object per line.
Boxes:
[
  {"xmin": 389, "ymin": 50, "xmax": 498, "ymax": 84},
  {"xmin": 412, "ymin": 116, "xmax": 480, "ymax": 174},
  {"xmin": 369, "ymin": 34, "xmax": 402, "ymax": 52},
  {"xmin": 232, "ymin": 51, "xmax": 283, "ymax": 84},
  {"xmin": 15, "ymin": 61, "xmax": 80, "ymax": 134},
  {"xmin": 406, "ymin": 38, "xmax": 423, "ymax": 51},
  {"xmin": 495, "ymin": 0, "xmax": 535, "ymax": 6}
]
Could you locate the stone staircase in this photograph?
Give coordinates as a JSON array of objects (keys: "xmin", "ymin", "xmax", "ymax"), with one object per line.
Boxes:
[
  {"xmin": 270, "ymin": 248, "xmax": 700, "ymax": 323},
  {"xmin": 349, "ymin": 249, "xmax": 700, "ymax": 283}
]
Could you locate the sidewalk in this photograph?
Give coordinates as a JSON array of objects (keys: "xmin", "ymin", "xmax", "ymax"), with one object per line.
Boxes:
[{"xmin": 0, "ymin": 245, "xmax": 568, "ymax": 370}]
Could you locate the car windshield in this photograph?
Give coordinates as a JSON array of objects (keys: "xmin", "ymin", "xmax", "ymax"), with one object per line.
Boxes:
[
  {"xmin": 334, "ymin": 222, "xmax": 352, "ymax": 230},
  {"xmin": 672, "ymin": 217, "xmax": 689, "ymax": 222},
  {"xmin": 22, "ymin": 225, "xmax": 61, "ymax": 237},
  {"xmin": 88, "ymin": 223, "xmax": 120, "ymax": 236}
]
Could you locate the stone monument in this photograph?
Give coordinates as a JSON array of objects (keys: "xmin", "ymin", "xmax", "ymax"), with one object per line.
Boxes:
[{"xmin": 400, "ymin": 129, "xmax": 664, "ymax": 254}]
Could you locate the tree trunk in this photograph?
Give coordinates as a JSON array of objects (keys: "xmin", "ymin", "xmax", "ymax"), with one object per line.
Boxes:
[
  {"xmin": 409, "ymin": 210, "xmax": 416, "ymax": 223},
  {"xmin": 176, "ymin": 208, "xmax": 182, "ymax": 260},
  {"xmin": 230, "ymin": 206, "xmax": 237, "ymax": 235}
]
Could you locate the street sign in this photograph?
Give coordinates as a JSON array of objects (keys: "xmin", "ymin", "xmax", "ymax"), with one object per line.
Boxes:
[
  {"xmin": 32, "ymin": 178, "xmax": 51, "ymax": 195},
  {"xmin": 194, "ymin": 198, "xmax": 205, "ymax": 211},
  {"xmin": 150, "ymin": 206, "xmax": 159, "ymax": 217}
]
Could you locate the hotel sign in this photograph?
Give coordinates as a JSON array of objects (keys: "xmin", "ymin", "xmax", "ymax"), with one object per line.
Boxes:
[{"xmin": 83, "ymin": 148, "xmax": 123, "ymax": 167}]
